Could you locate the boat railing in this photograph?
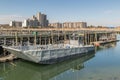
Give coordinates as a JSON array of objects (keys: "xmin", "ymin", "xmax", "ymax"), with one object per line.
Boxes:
[
  {"xmin": 9, "ymin": 44, "xmax": 65, "ymax": 51},
  {"xmin": 7, "ymin": 43, "xmax": 94, "ymax": 51}
]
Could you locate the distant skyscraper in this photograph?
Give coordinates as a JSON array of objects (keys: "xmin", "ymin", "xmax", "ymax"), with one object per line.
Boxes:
[
  {"xmin": 36, "ymin": 12, "xmax": 49, "ymax": 27},
  {"xmin": 22, "ymin": 12, "xmax": 49, "ymax": 28},
  {"xmin": 36, "ymin": 12, "xmax": 41, "ymax": 21}
]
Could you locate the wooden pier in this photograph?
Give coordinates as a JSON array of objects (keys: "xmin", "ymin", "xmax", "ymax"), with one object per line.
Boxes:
[
  {"xmin": 0, "ymin": 27, "xmax": 117, "ymax": 46},
  {"xmin": 0, "ymin": 27, "xmax": 118, "ymax": 62},
  {"xmin": 0, "ymin": 54, "xmax": 16, "ymax": 62}
]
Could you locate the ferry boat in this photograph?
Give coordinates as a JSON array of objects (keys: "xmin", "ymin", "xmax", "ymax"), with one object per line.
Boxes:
[{"xmin": 3, "ymin": 34, "xmax": 95, "ymax": 64}]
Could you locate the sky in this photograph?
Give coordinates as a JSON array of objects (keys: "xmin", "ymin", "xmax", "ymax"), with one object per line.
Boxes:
[{"xmin": 0, "ymin": 0, "xmax": 120, "ymax": 27}]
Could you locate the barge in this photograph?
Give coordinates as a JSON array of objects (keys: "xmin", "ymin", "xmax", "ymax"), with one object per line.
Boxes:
[{"xmin": 3, "ymin": 35, "xmax": 95, "ymax": 64}]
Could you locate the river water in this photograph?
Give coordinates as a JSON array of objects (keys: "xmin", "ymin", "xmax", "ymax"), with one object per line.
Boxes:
[{"xmin": 0, "ymin": 35, "xmax": 120, "ymax": 80}]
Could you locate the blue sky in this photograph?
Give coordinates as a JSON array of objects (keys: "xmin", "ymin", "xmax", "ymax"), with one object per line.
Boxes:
[{"xmin": 0, "ymin": 0, "xmax": 120, "ymax": 26}]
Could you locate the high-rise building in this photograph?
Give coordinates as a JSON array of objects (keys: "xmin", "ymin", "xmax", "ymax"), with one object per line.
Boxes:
[
  {"xmin": 36, "ymin": 12, "xmax": 41, "ymax": 21},
  {"xmin": 22, "ymin": 19, "xmax": 39, "ymax": 27},
  {"xmin": 22, "ymin": 12, "xmax": 49, "ymax": 28},
  {"xmin": 36, "ymin": 12, "xmax": 49, "ymax": 27}
]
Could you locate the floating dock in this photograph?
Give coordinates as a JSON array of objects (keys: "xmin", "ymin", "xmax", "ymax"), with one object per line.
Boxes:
[
  {"xmin": 0, "ymin": 54, "xmax": 17, "ymax": 62},
  {"xmin": 93, "ymin": 40, "xmax": 118, "ymax": 46}
]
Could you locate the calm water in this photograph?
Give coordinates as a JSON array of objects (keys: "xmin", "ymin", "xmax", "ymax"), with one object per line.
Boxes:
[{"xmin": 0, "ymin": 36, "xmax": 120, "ymax": 80}]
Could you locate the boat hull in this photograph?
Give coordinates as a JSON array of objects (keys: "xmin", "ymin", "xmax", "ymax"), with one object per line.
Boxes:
[{"xmin": 3, "ymin": 46, "xmax": 95, "ymax": 64}]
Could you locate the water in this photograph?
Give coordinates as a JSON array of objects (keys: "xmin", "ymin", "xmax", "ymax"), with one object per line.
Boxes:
[{"xmin": 0, "ymin": 36, "xmax": 120, "ymax": 80}]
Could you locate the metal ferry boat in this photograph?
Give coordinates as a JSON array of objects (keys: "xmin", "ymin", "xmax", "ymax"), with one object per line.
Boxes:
[{"xmin": 3, "ymin": 35, "xmax": 95, "ymax": 64}]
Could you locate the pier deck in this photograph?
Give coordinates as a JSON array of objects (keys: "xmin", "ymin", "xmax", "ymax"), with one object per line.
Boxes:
[
  {"xmin": 0, "ymin": 27, "xmax": 118, "ymax": 63},
  {"xmin": 0, "ymin": 54, "xmax": 16, "ymax": 62}
]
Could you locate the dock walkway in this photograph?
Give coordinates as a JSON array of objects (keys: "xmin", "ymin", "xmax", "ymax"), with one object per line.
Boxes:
[
  {"xmin": 0, "ymin": 54, "xmax": 16, "ymax": 62},
  {"xmin": 92, "ymin": 40, "xmax": 118, "ymax": 46}
]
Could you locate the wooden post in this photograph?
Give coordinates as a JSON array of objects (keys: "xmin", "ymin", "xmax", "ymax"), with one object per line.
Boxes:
[
  {"xmin": 86, "ymin": 33, "xmax": 88, "ymax": 45},
  {"xmin": 15, "ymin": 32, "xmax": 18, "ymax": 46},
  {"xmin": 95, "ymin": 32, "xmax": 97, "ymax": 42},
  {"xmin": 12, "ymin": 38, "xmax": 15, "ymax": 46},
  {"xmin": 49, "ymin": 36, "xmax": 51, "ymax": 44},
  {"xmin": 83, "ymin": 33, "xmax": 85, "ymax": 45},
  {"xmin": 51, "ymin": 32, "xmax": 54, "ymax": 44},
  {"xmin": 28, "ymin": 36, "xmax": 30, "ymax": 45},
  {"xmin": 40, "ymin": 34, "xmax": 41, "ymax": 45},
  {"xmin": 85, "ymin": 33, "xmax": 87, "ymax": 45},
  {"xmin": 45, "ymin": 36, "xmax": 46, "ymax": 45},
  {"xmin": 64, "ymin": 31, "xmax": 66, "ymax": 44},
  {"xmin": 4, "ymin": 38, "xmax": 6, "ymax": 46},
  {"xmin": 58, "ymin": 31, "xmax": 59, "ymax": 44},
  {"xmin": 88, "ymin": 33, "xmax": 90, "ymax": 45},
  {"xmin": 34, "ymin": 32, "xmax": 37, "ymax": 46},
  {"xmin": 90, "ymin": 34, "xmax": 92, "ymax": 45},
  {"xmin": 20, "ymin": 36, "xmax": 23, "ymax": 46}
]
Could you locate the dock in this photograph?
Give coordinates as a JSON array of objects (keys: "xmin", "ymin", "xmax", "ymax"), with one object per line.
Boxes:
[
  {"xmin": 92, "ymin": 40, "xmax": 118, "ymax": 46},
  {"xmin": 0, "ymin": 27, "xmax": 118, "ymax": 46},
  {"xmin": 0, "ymin": 54, "xmax": 17, "ymax": 62},
  {"xmin": 0, "ymin": 27, "xmax": 119, "ymax": 63}
]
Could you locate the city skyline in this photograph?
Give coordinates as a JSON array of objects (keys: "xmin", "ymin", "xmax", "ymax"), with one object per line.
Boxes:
[{"xmin": 0, "ymin": 0, "xmax": 120, "ymax": 27}]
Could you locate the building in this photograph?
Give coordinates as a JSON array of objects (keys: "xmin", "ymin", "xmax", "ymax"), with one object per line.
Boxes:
[
  {"xmin": 9, "ymin": 21, "xmax": 22, "ymax": 27},
  {"xmin": 49, "ymin": 22, "xmax": 87, "ymax": 28},
  {"xmin": 22, "ymin": 17, "xmax": 39, "ymax": 28},
  {"xmin": 22, "ymin": 20, "xmax": 28, "ymax": 27},
  {"xmin": 63, "ymin": 22, "xmax": 87, "ymax": 28},
  {"xmin": 22, "ymin": 12, "xmax": 49, "ymax": 28},
  {"xmin": 36, "ymin": 12, "xmax": 49, "ymax": 27},
  {"xmin": 49, "ymin": 22, "xmax": 62, "ymax": 28}
]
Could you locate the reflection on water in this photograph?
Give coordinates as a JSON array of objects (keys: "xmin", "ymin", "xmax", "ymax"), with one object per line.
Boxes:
[{"xmin": 0, "ymin": 52, "xmax": 95, "ymax": 80}]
